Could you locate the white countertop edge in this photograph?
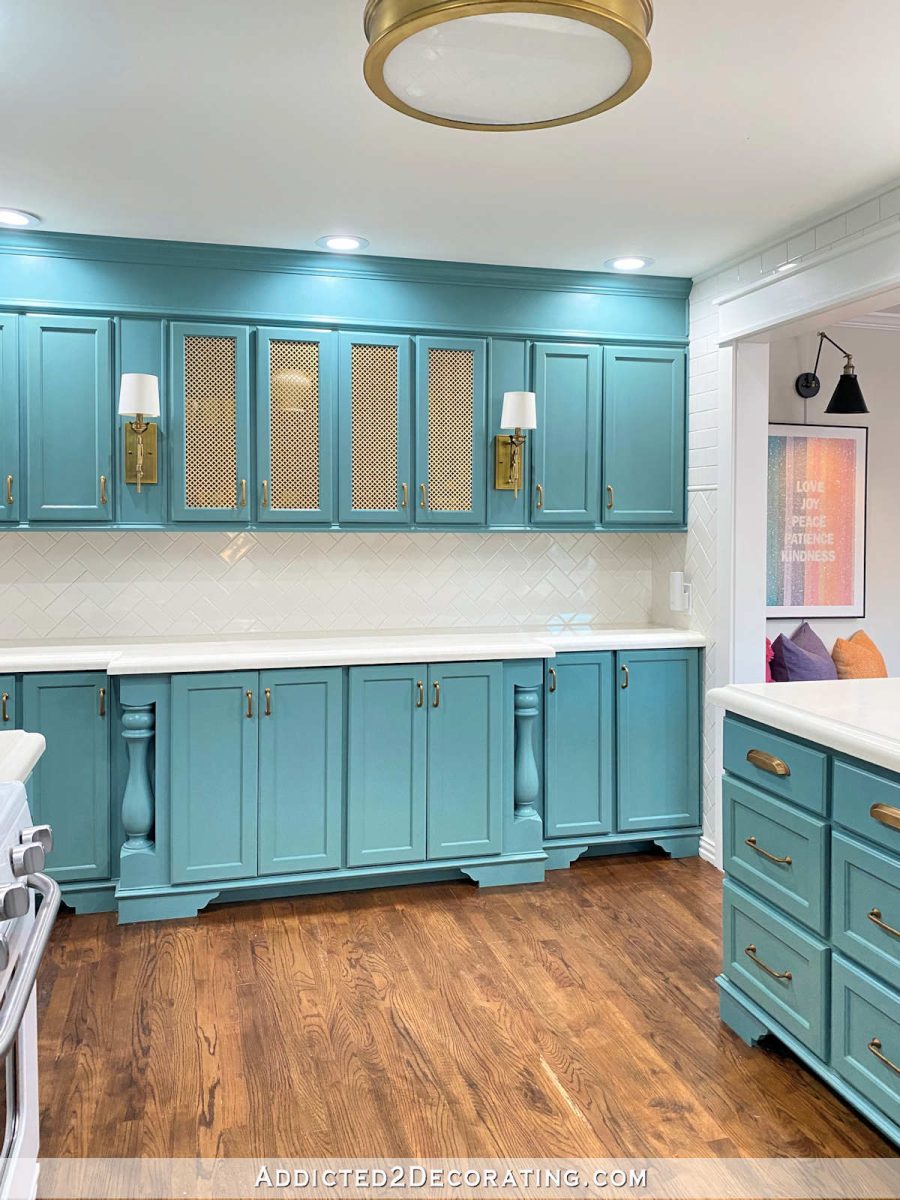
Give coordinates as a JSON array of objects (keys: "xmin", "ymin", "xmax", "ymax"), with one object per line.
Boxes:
[{"xmin": 0, "ymin": 732, "xmax": 46, "ymax": 783}]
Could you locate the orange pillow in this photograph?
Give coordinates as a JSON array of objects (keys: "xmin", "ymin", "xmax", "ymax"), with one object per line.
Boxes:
[{"xmin": 832, "ymin": 631, "xmax": 888, "ymax": 680}]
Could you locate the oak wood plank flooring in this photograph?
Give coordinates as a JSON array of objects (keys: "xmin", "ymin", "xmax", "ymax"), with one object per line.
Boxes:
[{"xmin": 37, "ymin": 855, "xmax": 894, "ymax": 1158}]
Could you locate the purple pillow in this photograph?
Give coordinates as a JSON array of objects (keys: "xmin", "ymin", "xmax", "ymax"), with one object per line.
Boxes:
[
  {"xmin": 792, "ymin": 621, "xmax": 833, "ymax": 663},
  {"xmin": 771, "ymin": 633, "xmax": 838, "ymax": 682}
]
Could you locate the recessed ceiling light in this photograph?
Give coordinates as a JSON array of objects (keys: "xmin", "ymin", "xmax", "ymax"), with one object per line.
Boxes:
[
  {"xmin": 606, "ymin": 256, "xmax": 653, "ymax": 272},
  {"xmin": 0, "ymin": 208, "xmax": 41, "ymax": 228},
  {"xmin": 776, "ymin": 260, "xmax": 798, "ymax": 273},
  {"xmin": 316, "ymin": 235, "xmax": 369, "ymax": 253}
]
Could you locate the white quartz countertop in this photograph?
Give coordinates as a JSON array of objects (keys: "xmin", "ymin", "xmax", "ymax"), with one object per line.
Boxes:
[
  {"xmin": 0, "ymin": 626, "xmax": 706, "ymax": 676},
  {"xmin": 709, "ymin": 678, "xmax": 900, "ymax": 774},
  {"xmin": 0, "ymin": 731, "xmax": 46, "ymax": 783}
]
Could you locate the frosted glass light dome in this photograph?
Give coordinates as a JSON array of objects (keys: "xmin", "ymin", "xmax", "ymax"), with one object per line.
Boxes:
[{"xmin": 364, "ymin": 1, "xmax": 654, "ymax": 132}]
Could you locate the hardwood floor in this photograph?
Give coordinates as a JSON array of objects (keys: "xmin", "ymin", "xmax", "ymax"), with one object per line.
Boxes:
[{"xmin": 37, "ymin": 854, "xmax": 894, "ymax": 1158}]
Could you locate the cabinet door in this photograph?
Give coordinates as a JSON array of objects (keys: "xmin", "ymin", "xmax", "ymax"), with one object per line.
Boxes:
[
  {"xmin": 531, "ymin": 343, "xmax": 601, "ymax": 526},
  {"xmin": 257, "ymin": 328, "xmax": 335, "ymax": 523},
  {"xmin": 170, "ymin": 323, "xmax": 251, "ymax": 522},
  {"xmin": 171, "ymin": 672, "xmax": 258, "ymax": 883},
  {"xmin": 544, "ymin": 653, "xmax": 614, "ymax": 838},
  {"xmin": 603, "ymin": 346, "xmax": 686, "ymax": 527},
  {"xmin": 0, "ymin": 317, "xmax": 19, "ymax": 524},
  {"xmin": 427, "ymin": 661, "xmax": 502, "ymax": 859},
  {"xmin": 0, "ymin": 678, "xmax": 15, "ymax": 730},
  {"xmin": 616, "ymin": 649, "xmax": 700, "ymax": 833},
  {"xmin": 347, "ymin": 665, "xmax": 427, "ymax": 867},
  {"xmin": 338, "ymin": 333, "xmax": 412, "ymax": 524},
  {"xmin": 258, "ymin": 669, "xmax": 343, "ymax": 875},
  {"xmin": 22, "ymin": 672, "xmax": 110, "ymax": 882},
  {"xmin": 25, "ymin": 316, "xmax": 112, "ymax": 522},
  {"xmin": 415, "ymin": 336, "xmax": 487, "ymax": 525}
]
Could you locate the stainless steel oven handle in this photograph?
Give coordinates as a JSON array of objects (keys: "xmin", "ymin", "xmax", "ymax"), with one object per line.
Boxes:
[{"xmin": 0, "ymin": 873, "xmax": 60, "ymax": 1060}]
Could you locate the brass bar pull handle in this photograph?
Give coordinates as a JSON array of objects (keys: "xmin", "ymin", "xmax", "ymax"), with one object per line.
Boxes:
[
  {"xmin": 419, "ymin": 483, "xmax": 427, "ymax": 510},
  {"xmin": 621, "ymin": 665, "xmax": 629, "ymax": 690},
  {"xmin": 401, "ymin": 483, "xmax": 408, "ymax": 510},
  {"xmin": 536, "ymin": 483, "xmax": 544, "ymax": 511},
  {"xmin": 871, "ymin": 803, "xmax": 900, "ymax": 832},
  {"xmin": 432, "ymin": 681, "xmax": 440, "ymax": 709},
  {"xmin": 261, "ymin": 480, "xmax": 269, "ymax": 509},
  {"xmin": 99, "ymin": 475, "xmax": 108, "ymax": 506},
  {"xmin": 239, "ymin": 479, "xmax": 248, "ymax": 509},
  {"xmin": 607, "ymin": 484, "xmax": 614, "ymax": 511},
  {"xmin": 868, "ymin": 908, "xmax": 900, "ymax": 939},
  {"xmin": 745, "ymin": 837, "xmax": 793, "ymax": 866},
  {"xmin": 548, "ymin": 667, "xmax": 557, "ymax": 694},
  {"xmin": 746, "ymin": 749, "xmax": 791, "ymax": 778},
  {"xmin": 246, "ymin": 689, "xmax": 253, "ymax": 719},
  {"xmin": 5, "ymin": 475, "xmax": 12, "ymax": 506},
  {"xmin": 744, "ymin": 944, "xmax": 792, "ymax": 981},
  {"xmin": 1, "ymin": 693, "xmax": 9, "ymax": 723},
  {"xmin": 868, "ymin": 1038, "xmax": 900, "ymax": 1076},
  {"xmin": 416, "ymin": 681, "xmax": 424, "ymax": 709},
  {"xmin": 98, "ymin": 687, "xmax": 106, "ymax": 718},
  {"xmin": 264, "ymin": 687, "xmax": 272, "ymax": 718}
]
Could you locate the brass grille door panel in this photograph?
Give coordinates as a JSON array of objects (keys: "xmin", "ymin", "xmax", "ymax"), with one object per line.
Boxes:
[
  {"xmin": 338, "ymin": 333, "xmax": 412, "ymax": 524},
  {"xmin": 170, "ymin": 323, "xmax": 251, "ymax": 523},
  {"xmin": 257, "ymin": 329, "xmax": 335, "ymax": 523},
  {"xmin": 415, "ymin": 337, "xmax": 487, "ymax": 526}
]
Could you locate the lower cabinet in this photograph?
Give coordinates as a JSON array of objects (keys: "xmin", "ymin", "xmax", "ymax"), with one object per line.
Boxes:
[
  {"xmin": 544, "ymin": 653, "xmax": 615, "ymax": 837},
  {"xmin": 22, "ymin": 672, "xmax": 110, "ymax": 883}
]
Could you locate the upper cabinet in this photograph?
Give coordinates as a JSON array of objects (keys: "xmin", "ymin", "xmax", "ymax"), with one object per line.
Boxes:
[
  {"xmin": 531, "ymin": 342, "xmax": 601, "ymax": 526},
  {"xmin": 602, "ymin": 346, "xmax": 686, "ymax": 528},
  {"xmin": 25, "ymin": 315, "xmax": 112, "ymax": 522},
  {"xmin": 170, "ymin": 322, "xmax": 251, "ymax": 522},
  {"xmin": 0, "ymin": 316, "xmax": 18, "ymax": 523},
  {"xmin": 415, "ymin": 336, "xmax": 487, "ymax": 526},
  {"xmin": 338, "ymin": 332, "xmax": 412, "ymax": 524}
]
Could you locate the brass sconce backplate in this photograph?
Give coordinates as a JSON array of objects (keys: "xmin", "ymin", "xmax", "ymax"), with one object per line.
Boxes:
[
  {"xmin": 125, "ymin": 422, "xmax": 159, "ymax": 486},
  {"xmin": 495, "ymin": 434, "xmax": 524, "ymax": 492}
]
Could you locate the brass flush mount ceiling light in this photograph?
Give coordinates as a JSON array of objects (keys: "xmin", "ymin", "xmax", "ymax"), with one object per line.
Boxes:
[{"xmin": 363, "ymin": 0, "xmax": 654, "ymax": 132}]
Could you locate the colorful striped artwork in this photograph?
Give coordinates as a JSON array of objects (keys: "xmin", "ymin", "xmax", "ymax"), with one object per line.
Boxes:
[{"xmin": 767, "ymin": 425, "xmax": 867, "ymax": 617}]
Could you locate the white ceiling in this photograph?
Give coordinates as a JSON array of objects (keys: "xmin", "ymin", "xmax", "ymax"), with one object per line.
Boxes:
[{"xmin": 2, "ymin": 0, "xmax": 900, "ymax": 277}]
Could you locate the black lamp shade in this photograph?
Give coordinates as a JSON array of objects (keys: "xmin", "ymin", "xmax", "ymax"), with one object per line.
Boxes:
[{"xmin": 825, "ymin": 367, "xmax": 868, "ymax": 415}]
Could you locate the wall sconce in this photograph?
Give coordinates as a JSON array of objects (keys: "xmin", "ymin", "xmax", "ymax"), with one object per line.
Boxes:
[
  {"xmin": 795, "ymin": 332, "xmax": 869, "ymax": 414},
  {"xmin": 495, "ymin": 392, "xmax": 537, "ymax": 498},
  {"xmin": 118, "ymin": 374, "xmax": 161, "ymax": 493}
]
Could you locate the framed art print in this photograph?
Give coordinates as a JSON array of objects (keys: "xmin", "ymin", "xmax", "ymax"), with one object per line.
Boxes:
[{"xmin": 767, "ymin": 423, "xmax": 867, "ymax": 618}]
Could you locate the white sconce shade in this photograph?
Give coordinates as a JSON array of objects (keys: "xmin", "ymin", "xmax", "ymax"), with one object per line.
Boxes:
[
  {"xmin": 118, "ymin": 373, "xmax": 161, "ymax": 418},
  {"xmin": 500, "ymin": 391, "xmax": 537, "ymax": 430}
]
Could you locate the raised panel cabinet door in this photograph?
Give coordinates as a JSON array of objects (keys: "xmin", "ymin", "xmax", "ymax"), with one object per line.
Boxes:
[
  {"xmin": 170, "ymin": 672, "xmax": 258, "ymax": 884},
  {"xmin": 338, "ymin": 332, "xmax": 412, "ymax": 524},
  {"xmin": 544, "ymin": 652, "xmax": 615, "ymax": 838},
  {"xmin": 426, "ymin": 661, "xmax": 503, "ymax": 860},
  {"xmin": 347, "ymin": 665, "xmax": 427, "ymax": 867},
  {"xmin": 415, "ymin": 336, "xmax": 487, "ymax": 525},
  {"xmin": 22, "ymin": 672, "xmax": 110, "ymax": 883},
  {"xmin": 257, "ymin": 328, "xmax": 335, "ymax": 523},
  {"xmin": 170, "ymin": 323, "xmax": 251, "ymax": 522},
  {"xmin": 0, "ymin": 317, "xmax": 19, "ymax": 523},
  {"xmin": 602, "ymin": 346, "xmax": 686, "ymax": 528},
  {"xmin": 0, "ymin": 678, "xmax": 14, "ymax": 729},
  {"xmin": 25, "ymin": 315, "xmax": 112, "ymax": 522},
  {"xmin": 616, "ymin": 649, "xmax": 701, "ymax": 833},
  {"xmin": 258, "ymin": 669, "xmax": 343, "ymax": 875},
  {"xmin": 531, "ymin": 342, "xmax": 602, "ymax": 526}
]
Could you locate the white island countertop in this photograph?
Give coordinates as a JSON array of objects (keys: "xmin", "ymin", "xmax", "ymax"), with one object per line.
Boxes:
[
  {"xmin": 0, "ymin": 625, "xmax": 706, "ymax": 676},
  {"xmin": 709, "ymin": 678, "xmax": 900, "ymax": 774},
  {"xmin": 0, "ymin": 731, "xmax": 46, "ymax": 783}
]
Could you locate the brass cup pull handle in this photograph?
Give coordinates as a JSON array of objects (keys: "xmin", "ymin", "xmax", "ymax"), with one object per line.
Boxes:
[
  {"xmin": 744, "ymin": 837, "xmax": 793, "ymax": 866},
  {"xmin": 868, "ymin": 908, "xmax": 900, "ymax": 939},
  {"xmin": 744, "ymin": 944, "xmax": 792, "ymax": 981},
  {"xmin": 5, "ymin": 475, "xmax": 12, "ymax": 506},
  {"xmin": 419, "ymin": 483, "xmax": 427, "ymax": 510},
  {"xmin": 246, "ymin": 689, "xmax": 253, "ymax": 719},
  {"xmin": 536, "ymin": 483, "xmax": 544, "ymax": 511},
  {"xmin": 98, "ymin": 687, "xmax": 106, "ymax": 718},
  {"xmin": 239, "ymin": 479, "xmax": 248, "ymax": 509},
  {"xmin": 621, "ymin": 664, "xmax": 629, "ymax": 690},
  {"xmin": 261, "ymin": 480, "xmax": 269, "ymax": 509},
  {"xmin": 607, "ymin": 484, "xmax": 614, "ymax": 511},
  {"xmin": 746, "ymin": 749, "xmax": 791, "ymax": 778},
  {"xmin": 1, "ymin": 693, "xmax": 9, "ymax": 723},
  {"xmin": 432, "ymin": 681, "xmax": 440, "ymax": 709},
  {"xmin": 99, "ymin": 475, "xmax": 108, "ymax": 506},
  {"xmin": 868, "ymin": 1038, "xmax": 900, "ymax": 1076},
  {"xmin": 401, "ymin": 483, "xmax": 408, "ymax": 510},
  {"xmin": 416, "ymin": 680, "xmax": 424, "ymax": 709},
  {"xmin": 871, "ymin": 803, "xmax": 900, "ymax": 832},
  {"xmin": 264, "ymin": 687, "xmax": 272, "ymax": 718},
  {"xmin": 548, "ymin": 667, "xmax": 557, "ymax": 694}
]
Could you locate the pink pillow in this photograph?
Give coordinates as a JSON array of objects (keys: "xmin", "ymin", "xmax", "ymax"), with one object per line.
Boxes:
[{"xmin": 765, "ymin": 638, "xmax": 774, "ymax": 683}]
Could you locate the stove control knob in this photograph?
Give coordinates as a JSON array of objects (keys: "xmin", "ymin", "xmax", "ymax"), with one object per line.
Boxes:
[
  {"xmin": 10, "ymin": 843, "xmax": 44, "ymax": 878},
  {"xmin": 0, "ymin": 885, "xmax": 28, "ymax": 921},
  {"xmin": 21, "ymin": 825, "xmax": 52, "ymax": 855},
  {"xmin": 0, "ymin": 938, "xmax": 9, "ymax": 973}
]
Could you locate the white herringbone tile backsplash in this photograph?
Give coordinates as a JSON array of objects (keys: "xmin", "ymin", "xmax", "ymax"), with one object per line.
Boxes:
[{"xmin": 0, "ymin": 530, "xmax": 666, "ymax": 641}]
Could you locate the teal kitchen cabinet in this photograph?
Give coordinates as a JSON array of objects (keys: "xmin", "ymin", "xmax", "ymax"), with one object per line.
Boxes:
[
  {"xmin": 544, "ymin": 652, "xmax": 615, "ymax": 838},
  {"xmin": 169, "ymin": 323, "xmax": 251, "ymax": 522},
  {"xmin": 258, "ymin": 668, "xmax": 343, "ymax": 875},
  {"xmin": 602, "ymin": 346, "xmax": 686, "ymax": 528},
  {"xmin": 22, "ymin": 672, "xmax": 110, "ymax": 883},
  {"xmin": 256, "ymin": 328, "xmax": 335, "ymax": 524},
  {"xmin": 338, "ymin": 332, "xmax": 413, "ymax": 525},
  {"xmin": 0, "ymin": 677, "xmax": 15, "ymax": 729},
  {"xmin": 427, "ymin": 661, "xmax": 502, "ymax": 859},
  {"xmin": 616, "ymin": 648, "xmax": 701, "ymax": 832},
  {"xmin": 0, "ymin": 316, "xmax": 18, "ymax": 523},
  {"xmin": 171, "ymin": 672, "xmax": 258, "ymax": 883},
  {"xmin": 531, "ymin": 343, "xmax": 601, "ymax": 526},
  {"xmin": 415, "ymin": 336, "xmax": 487, "ymax": 526},
  {"xmin": 25, "ymin": 315, "xmax": 112, "ymax": 522},
  {"xmin": 347, "ymin": 665, "xmax": 427, "ymax": 867}
]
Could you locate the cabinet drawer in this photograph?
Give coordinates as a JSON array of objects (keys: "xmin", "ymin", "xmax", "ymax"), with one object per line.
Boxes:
[
  {"xmin": 832, "ymin": 955, "xmax": 900, "ymax": 1128},
  {"xmin": 833, "ymin": 759, "xmax": 900, "ymax": 856},
  {"xmin": 722, "ymin": 880, "xmax": 829, "ymax": 1058},
  {"xmin": 724, "ymin": 717, "xmax": 827, "ymax": 815},
  {"xmin": 723, "ymin": 778, "xmax": 828, "ymax": 933},
  {"xmin": 832, "ymin": 831, "xmax": 900, "ymax": 991}
]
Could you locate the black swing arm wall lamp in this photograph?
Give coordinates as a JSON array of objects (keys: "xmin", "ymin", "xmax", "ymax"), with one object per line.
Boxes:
[{"xmin": 795, "ymin": 331, "xmax": 869, "ymax": 414}]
